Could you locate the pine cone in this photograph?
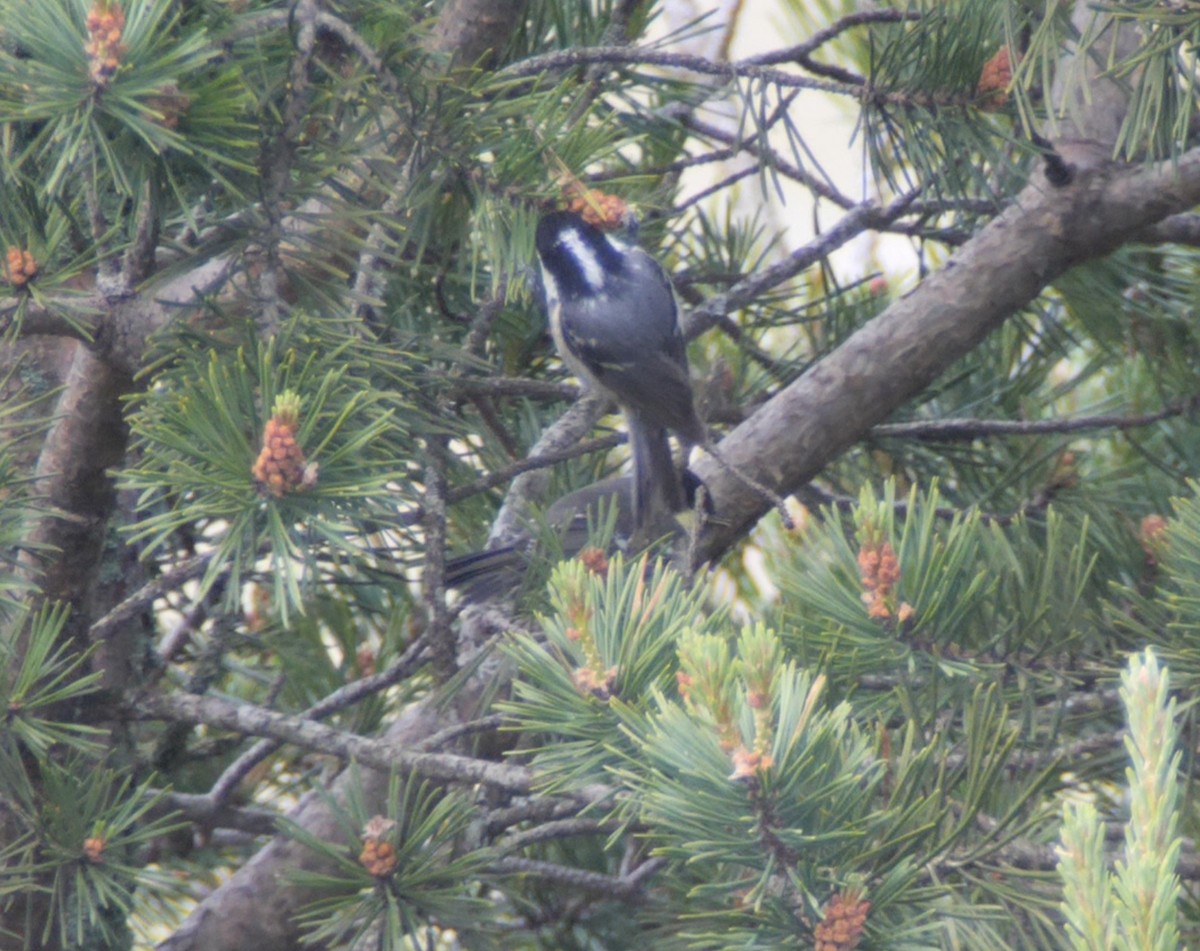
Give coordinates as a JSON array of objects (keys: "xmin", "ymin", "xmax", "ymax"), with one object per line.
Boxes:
[
  {"xmin": 85, "ymin": 1, "xmax": 127, "ymax": 87},
  {"xmin": 83, "ymin": 836, "xmax": 107, "ymax": 864},
  {"xmin": 358, "ymin": 838, "xmax": 397, "ymax": 878},
  {"xmin": 358, "ymin": 815, "xmax": 398, "ymax": 877},
  {"xmin": 976, "ymin": 47, "xmax": 1013, "ymax": 112},
  {"xmin": 252, "ymin": 391, "xmax": 314, "ymax": 496},
  {"xmin": 561, "ymin": 182, "xmax": 632, "ymax": 231},
  {"xmin": 4, "ymin": 247, "xmax": 38, "ymax": 287},
  {"xmin": 813, "ymin": 890, "xmax": 870, "ymax": 951}
]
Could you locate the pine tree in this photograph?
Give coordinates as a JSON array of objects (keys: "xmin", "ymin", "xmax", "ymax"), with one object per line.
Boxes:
[{"xmin": 2, "ymin": 0, "xmax": 1199, "ymax": 948}]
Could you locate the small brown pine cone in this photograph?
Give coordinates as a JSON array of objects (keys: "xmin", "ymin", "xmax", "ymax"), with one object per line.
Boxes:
[
  {"xmin": 252, "ymin": 392, "xmax": 313, "ymax": 496},
  {"xmin": 83, "ymin": 836, "xmax": 107, "ymax": 864},
  {"xmin": 976, "ymin": 47, "xmax": 1013, "ymax": 112},
  {"xmin": 86, "ymin": 2, "xmax": 126, "ymax": 87},
  {"xmin": 5, "ymin": 247, "xmax": 37, "ymax": 287},
  {"xmin": 358, "ymin": 839, "xmax": 397, "ymax": 878},
  {"xmin": 561, "ymin": 182, "xmax": 632, "ymax": 231},
  {"xmin": 813, "ymin": 891, "xmax": 870, "ymax": 951},
  {"xmin": 578, "ymin": 546, "xmax": 609, "ymax": 576}
]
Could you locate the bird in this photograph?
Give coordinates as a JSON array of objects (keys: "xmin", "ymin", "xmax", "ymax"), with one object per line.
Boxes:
[
  {"xmin": 535, "ymin": 211, "xmax": 705, "ymax": 534},
  {"xmin": 444, "ymin": 471, "xmax": 705, "ymax": 604}
]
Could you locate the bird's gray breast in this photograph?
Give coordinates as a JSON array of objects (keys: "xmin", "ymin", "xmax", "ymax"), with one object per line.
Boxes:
[{"xmin": 561, "ymin": 253, "xmax": 683, "ymax": 372}]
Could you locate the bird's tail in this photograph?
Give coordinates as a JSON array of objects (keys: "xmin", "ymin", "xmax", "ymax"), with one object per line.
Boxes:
[
  {"xmin": 443, "ymin": 547, "xmax": 526, "ymax": 604},
  {"xmin": 628, "ymin": 411, "xmax": 685, "ymax": 532}
]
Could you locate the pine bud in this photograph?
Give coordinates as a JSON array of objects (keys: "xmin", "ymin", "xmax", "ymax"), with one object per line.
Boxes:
[
  {"xmin": 4, "ymin": 247, "xmax": 38, "ymax": 288},
  {"xmin": 355, "ymin": 643, "xmax": 377, "ymax": 678},
  {"xmin": 813, "ymin": 890, "xmax": 870, "ymax": 951},
  {"xmin": 728, "ymin": 745, "xmax": 773, "ymax": 781},
  {"xmin": 578, "ymin": 545, "xmax": 609, "ymax": 577},
  {"xmin": 858, "ymin": 539, "xmax": 903, "ymax": 621},
  {"xmin": 252, "ymin": 391, "xmax": 315, "ymax": 496},
  {"xmin": 83, "ymin": 836, "xmax": 107, "ymax": 864},
  {"xmin": 975, "ymin": 47, "xmax": 1013, "ymax": 112},
  {"xmin": 571, "ymin": 664, "xmax": 617, "ymax": 698},
  {"xmin": 561, "ymin": 181, "xmax": 632, "ymax": 231},
  {"xmin": 85, "ymin": 1, "xmax": 127, "ymax": 88},
  {"xmin": 1139, "ymin": 513, "xmax": 1168, "ymax": 566},
  {"xmin": 358, "ymin": 816, "xmax": 397, "ymax": 877},
  {"xmin": 358, "ymin": 838, "xmax": 397, "ymax": 878}
]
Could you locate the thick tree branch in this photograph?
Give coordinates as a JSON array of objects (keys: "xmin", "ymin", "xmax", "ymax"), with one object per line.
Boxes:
[
  {"xmin": 694, "ymin": 151, "xmax": 1200, "ymax": 561},
  {"xmin": 1138, "ymin": 211, "xmax": 1200, "ymax": 247},
  {"xmin": 18, "ymin": 346, "xmax": 134, "ymax": 682},
  {"xmin": 427, "ymin": 0, "xmax": 529, "ymax": 69}
]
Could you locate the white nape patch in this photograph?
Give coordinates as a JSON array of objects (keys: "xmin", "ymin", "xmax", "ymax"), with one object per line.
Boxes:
[{"xmin": 559, "ymin": 228, "xmax": 606, "ymax": 291}]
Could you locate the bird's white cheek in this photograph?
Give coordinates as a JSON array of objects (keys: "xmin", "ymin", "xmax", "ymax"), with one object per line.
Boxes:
[{"xmin": 559, "ymin": 230, "xmax": 606, "ymax": 292}]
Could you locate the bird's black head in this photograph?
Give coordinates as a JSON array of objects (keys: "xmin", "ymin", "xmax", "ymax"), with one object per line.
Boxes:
[{"xmin": 535, "ymin": 211, "xmax": 625, "ymax": 297}]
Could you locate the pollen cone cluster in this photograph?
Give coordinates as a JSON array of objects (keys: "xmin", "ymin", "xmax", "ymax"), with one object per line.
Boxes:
[
  {"xmin": 252, "ymin": 391, "xmax": 314, "ymax": 497},
  {"xmin": 358, "ymin": 816, "xmax": 397, "ymax": 878},
  {"xmin": 85, "ymin": 1, "xmax": 127, "ymax": 88},
  {"xmin": 4, "ymin": 248, "xmax": 37, "ymax": 288},
  {"xmin": 813, "ymin": 890, "xmax": 870, "ymax": 951}
]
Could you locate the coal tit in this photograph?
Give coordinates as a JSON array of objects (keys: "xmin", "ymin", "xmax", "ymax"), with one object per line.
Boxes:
[{"xmin": 535, "ymin": 211, "xmax": 704, "ymax": 530}]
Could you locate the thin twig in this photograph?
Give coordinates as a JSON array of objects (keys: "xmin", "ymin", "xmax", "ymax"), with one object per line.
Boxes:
[
  {"xmin": 502, "ymin": 45, "xmax": 859, "ymax": 98},
  {"xmin": 871, "ymin": 403, "xmax": 1195, "ymax": 442},
  {"xmin": 496, "ymin": 817, "xmax": 622, "ymax": 855},
  {"xmin": 205, "ymin": 631, "xmax": 432, "ymax": 805},
  {"xmin": 464, "ymin": 279, "xmax": 510, "ymax": 358},
  {"xmin": 350, "ymin": 183, "xmax": 410, "ymax": 326},
  {"xmin": 156, "ymin": 597, "xmax": 210, "ymax": 666},
  {"xmin": 743, "ymin": 10, "xmax": 921, "ymax": 68},
  {"xmin": 90, "ymin": 552, "xmax": 215, "ymax": 645},
  {"xmin": 684, "ymin": 113, "xmax": 857, "ymax": 209},
  {"xmin": 136, "ymin": 689, "xmax": 563, "ymax": 798},
  {"xmin": 685, "ymin": 189, "xmax": 923, "ymax": 338},
  {"xmin": 313, "ymin": 10, "xmax": 407, "ymax": 100},
  {"xmin": 366, "ymin": 431, "xmax": 624, "ymax": 534},
  {"xmin": 673, "ymin": 165, "xmax": 760, "ymax": 214},
  {"xmin": 490, "ymin": 856, "xmax": 651, "ymax": 902},
  {"xmin": 123, "ymin": 180, "xmax": 160, "ymax": 286},
  {"xmin": 450, "ymin": 377, "xmax": 578, "ymax": 402},
  {"xmin": 416, "ymin": 713, "xmax": 506, "ymax": 752},
  {"xmin": 424, "ymin": 433, "xmax": 456, "ymax": 680}
]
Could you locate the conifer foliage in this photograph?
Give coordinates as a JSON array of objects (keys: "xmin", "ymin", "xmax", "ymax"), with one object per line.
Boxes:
[{"xmin": 2, "ymin": 1, "xmax": 1200, "ymax": 948}]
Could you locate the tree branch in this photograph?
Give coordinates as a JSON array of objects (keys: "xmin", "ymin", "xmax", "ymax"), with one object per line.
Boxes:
[
  {"xmin": 684, "ymin": 190, "xmax": 922, "ymax": 339},
  {"xmin": 204, "ymin": 631, "xmax": 432, "ymax": 806},
  {"xmin": 134, "ymin": 689, "xmax": 547, "ymax": 796},
  {"xmin": 502, "ymin": 45, "xmax": 857, "ymax": 97},
  {"xmin": 490, "ymin": 856, "xmax": 652, "ymax": 903},
  {"xmin": 18, "ymin": 345, "xmax": 134, "ymax": 687},
  {"xmin": 871, "ymin": 402, "xmax": 1196, "ymax": 442},
  {"xmin": 694, "ymin": 150, "xmax": 1200, "ymax": 561}
]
